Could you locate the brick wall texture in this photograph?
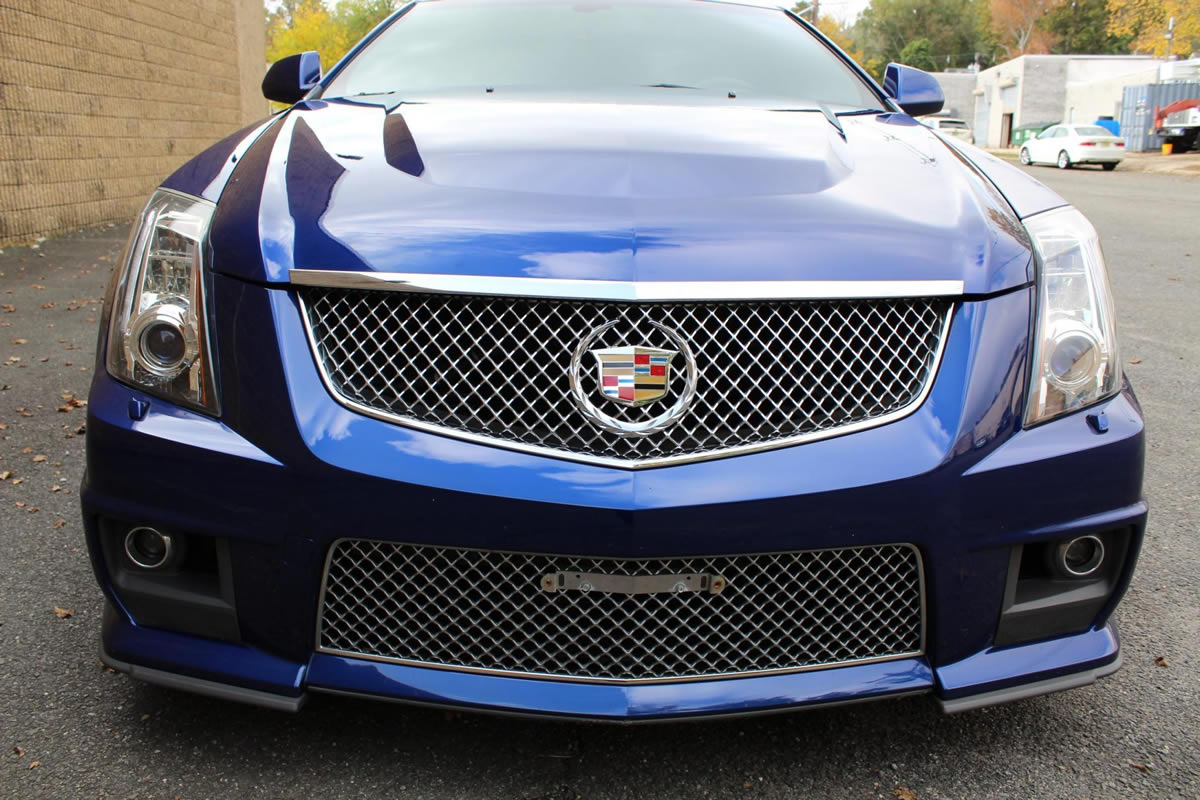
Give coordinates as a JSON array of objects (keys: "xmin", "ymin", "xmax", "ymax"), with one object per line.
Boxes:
[{"xmin": 0, "ymin": 0, "xmax": 266, "ymax": 246}]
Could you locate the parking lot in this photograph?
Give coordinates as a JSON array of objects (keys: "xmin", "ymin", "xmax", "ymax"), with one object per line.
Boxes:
[{"xmin": 1, "ymin": 166, "xmax": 1197, "ymax": 799}]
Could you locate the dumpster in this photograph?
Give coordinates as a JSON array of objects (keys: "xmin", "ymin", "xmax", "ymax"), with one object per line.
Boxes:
[{"xmin": 1012, "ymin": 121, "xmax": 1057, "ymax": 148}]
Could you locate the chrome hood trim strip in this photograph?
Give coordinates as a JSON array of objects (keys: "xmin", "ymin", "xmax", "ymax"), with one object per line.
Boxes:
[{"xmin": 290, "ymin": 269, "xmax": 964, "ymax": 302}]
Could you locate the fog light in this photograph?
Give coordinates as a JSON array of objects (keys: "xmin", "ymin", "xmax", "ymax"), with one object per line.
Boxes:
[
  {"xmin": 124, "ymin": 527, "xmax": 176, "ymax": 569},
  {"xmin": 1052, "ymin": 534, "xmax": 1105, "ymax": 578}
]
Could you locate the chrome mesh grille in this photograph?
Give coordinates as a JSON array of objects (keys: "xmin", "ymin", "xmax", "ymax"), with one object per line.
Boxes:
[
  {"xmin": 318, "ymin": 541, "xmax": 924, "ymax": 683},
  {"xmin": 300, "ymin": 288, "xmax": 951, "ymax": 465}
]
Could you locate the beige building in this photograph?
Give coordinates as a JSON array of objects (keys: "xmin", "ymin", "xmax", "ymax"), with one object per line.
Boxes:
[{"xmin": 0, "ymin": 0, "xmax": 266, "ymax": 246}]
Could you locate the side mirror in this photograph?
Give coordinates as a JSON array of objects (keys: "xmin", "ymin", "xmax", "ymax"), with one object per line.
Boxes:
[
  {"xmin": 883, "ymin": 63, "xmax": 944, "ymax": 117},
  {"xmin": 262, "ymin": 51, "xmax": 322, "ymax": 105}
]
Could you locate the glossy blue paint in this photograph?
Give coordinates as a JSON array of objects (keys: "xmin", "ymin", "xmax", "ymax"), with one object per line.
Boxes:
[
  {"xmin": 82, "ymin": 272, "xmax": 1145, "ymax": 710},
  {"xmin": 936, "ymin": 622, "xmax": 1119, "ymax": 698},
  {"xmin": 305, "ymin": 654, "xmax": 934, "ymax": 719},
  {"xmin": 81, "ymin": 1, "xmax": 1146, "ymax": 718},
  {"xmin": 160, "ymin": 117, "xmax": 278, "ymax": 203},
  {"xmin": 102, "ymin": 606, "xmax": 306, "ymax": 696},
  {"xmin": 936, "ymin": 136, "xmax": 1069, "ymax": 219},
  {"xmin": 883, "ymin": 64, "xmax": 945, "ymax": 117},
  {"xmin": 206, "ymin": 102, "xmax": 1033, "ymax": 291}
]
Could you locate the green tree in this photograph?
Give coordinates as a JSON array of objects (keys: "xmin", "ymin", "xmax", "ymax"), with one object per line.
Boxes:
[
  {"xmin": 1044, "ymin": 0, "xmax": 1132, "ymax": 53},
  {"xmin": 899, "ymin": 37, "xmax": 939, "ymax": 68},
  {"xmin": 335, "ymin": 0, "xmax": 397, "ymax": 45},
  {"xmin": 856, "ymin": 0, "xmax": 988, "ymax": 73}
]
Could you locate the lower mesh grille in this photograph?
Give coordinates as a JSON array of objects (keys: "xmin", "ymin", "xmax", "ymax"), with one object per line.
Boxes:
[{"xmin": 318, "ymin": 540, "xmax": 925, "ymax": 683}]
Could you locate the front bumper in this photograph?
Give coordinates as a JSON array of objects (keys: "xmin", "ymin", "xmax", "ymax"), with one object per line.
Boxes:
[{"xmin": 81, "ymin": 279, "xmax": 1146, "ymax": 720}]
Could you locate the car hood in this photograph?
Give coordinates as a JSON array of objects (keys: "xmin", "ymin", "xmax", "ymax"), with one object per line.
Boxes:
[{"xmin": 206, "ymin": 99, "xmax": 1033, "ymax": 293}]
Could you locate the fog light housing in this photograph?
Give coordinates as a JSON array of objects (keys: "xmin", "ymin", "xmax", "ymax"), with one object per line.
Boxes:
[
  {"xmin": 1051, "ymin": 534, "xmax": 1105, "ymax": 578},
  {"xmin": 123, "ymin": 527, "xmax": 177, "ymax": 570}
]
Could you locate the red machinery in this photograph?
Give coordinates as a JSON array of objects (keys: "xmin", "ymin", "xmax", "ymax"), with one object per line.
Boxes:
[{"xmin": 1154, "ymin": 98, "xmax": 1200, "ymax": 152}]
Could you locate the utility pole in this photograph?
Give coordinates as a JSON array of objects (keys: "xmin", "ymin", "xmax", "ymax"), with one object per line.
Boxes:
[
  {"xmin": 1165, "ymin": 16, "xmax": 1175, "ymax": 59},
  {"xmin": 811, "ymin": 0, "xmax": 819, "ymax": 24}
]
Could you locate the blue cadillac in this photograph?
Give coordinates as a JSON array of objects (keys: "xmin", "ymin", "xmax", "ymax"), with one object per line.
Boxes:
[{"xmin": 83, "ymin": 0, "xmax": 1146, "ymax": 719}]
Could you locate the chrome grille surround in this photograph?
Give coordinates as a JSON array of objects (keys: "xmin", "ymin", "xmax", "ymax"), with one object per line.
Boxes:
[
  {"xmin": 296, "ymin": 273, "xmax": 955, "ymax": 468},
  {"xmin": 317, "ymin": 540, "xmax": 925, "ymax": 684}
]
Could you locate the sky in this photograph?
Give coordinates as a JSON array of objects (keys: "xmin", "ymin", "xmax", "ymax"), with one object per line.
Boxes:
[{"xmin": 816, "ymin": 0, "xmax": 870, "ymax": 25}]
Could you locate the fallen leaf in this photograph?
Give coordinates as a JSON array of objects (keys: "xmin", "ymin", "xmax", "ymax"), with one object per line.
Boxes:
[
  {"xmin": 140, "ymin": 713, "xmax": 150, "ymax": 722},
  {"xmin": 2, "ymin": 304, "xmax": 14, "ymax": 313},
  {"xmin": 26, "ymin": 506, "xmax": 39, "ymax": 513},
  {"xmin": 1131, "ymin": 762, "xmax": 1151, "ymax": 772},
  {"xmin": 15, "ymin": 501, "xmax": 25, "ymax": 508},
  {"xmin": 894, "ymin": 789, "xmax": 917, "ymax": 800},
  {"xmin": 0, "ymin": 471, "xmax": 10, "ymax": 480},
  {"xmin": 32, "ymin": 455, "xmax": 46, "ymax": 463},
  {"xmin": 28, "ymin": 761, "xmax": 39, "ymax": 770},
  {"xmin": 1155, "ymin": 656, "xmax": 1169, "ymax": 668},
  {"xmin": 21, "ymin": 446, "xmax": 31, "ymax": 454},
  {"xmin": 11, "ymin": 338, "xmax": 27, "ymax": 345},
  {"xmin": 1168, "ymin": 277, "xmax": 1181, "ymax": 282},
  {"xmin": 53, "ymin": 606, "xmax": 72, "ymax": 619},
  {"xmin": 53, "ymin": 519, "xmax": 66, "ymax": 529},
  {"xmin": 11, "ymin": 478, "xmax": 23, "ymax": 485},
  {"xmin": 1128, "ymin": 358, "xmax": 1142, "ymax": 365},
  {"xmin": 11, "ymin": 745, "xmax": 24, "ymax": 757}
]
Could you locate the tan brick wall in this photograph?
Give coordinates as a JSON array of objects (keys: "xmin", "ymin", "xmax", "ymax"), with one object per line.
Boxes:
[{"xmin": 0, "ymin": 0, "xmax": 266, "ymax": 246}]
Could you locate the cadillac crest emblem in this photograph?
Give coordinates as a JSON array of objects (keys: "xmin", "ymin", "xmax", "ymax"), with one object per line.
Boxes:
[
  {"xmin": 567, "ymin": 320, "xmax": 700, "ymax": 438},
  {"xmin": 592, "ymin": 346, "xmax": 677, "ymax": 407}
]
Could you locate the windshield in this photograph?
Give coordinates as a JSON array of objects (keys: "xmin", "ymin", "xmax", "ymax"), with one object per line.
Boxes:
[
  {"xmin": 320, "ymin": 0, "xmax": 883, "ymax": 110},
  {"xmin": 1074, "ymin": 126, "xmax": 1111, "ymax": 137}
]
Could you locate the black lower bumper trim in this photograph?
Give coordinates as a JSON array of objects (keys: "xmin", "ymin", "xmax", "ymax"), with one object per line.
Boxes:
[
  {"xmin": 935, "ymin": 653, "xmax": 1122, "ymax": 714},
  {"xmin": 100, "ymin": 645, "xmax": 307, "ymax": 713}
]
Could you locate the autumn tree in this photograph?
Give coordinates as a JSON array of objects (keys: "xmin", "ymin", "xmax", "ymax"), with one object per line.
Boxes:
[
  {"xmin": 1106, "ymin": 0, "xmax": 1200, "ymax": 57},
  {"xmin": 989, "ymin": 0, "xmax": 1062, "ymax": 55},
  {"xmin": 266, "ymin": 0, "xmax": 398, "ymax": 66}
]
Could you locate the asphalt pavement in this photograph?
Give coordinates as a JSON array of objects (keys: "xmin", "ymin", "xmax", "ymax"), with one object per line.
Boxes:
[{"xmin": 1, "ymin": 166, "xmax": 1198, "ymax": 799}]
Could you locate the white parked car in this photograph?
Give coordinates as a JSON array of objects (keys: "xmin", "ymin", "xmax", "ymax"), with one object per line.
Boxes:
[
  {"xmin": 1020, "ymin": 124, "xmax": 1124, "ymax": 170},
  {"xmin": 928, "ymin": 117, "xmax": 974, "ymax": 143}
]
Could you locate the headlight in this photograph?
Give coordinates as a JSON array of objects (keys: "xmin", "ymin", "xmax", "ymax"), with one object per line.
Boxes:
[
  {"xmin": 1024, "ymin": 206, "xmax": 1120, "ymax": 426},
  {"xmin": 106, "ymin": 189, "xmax": 218, "ymax": 414}
]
